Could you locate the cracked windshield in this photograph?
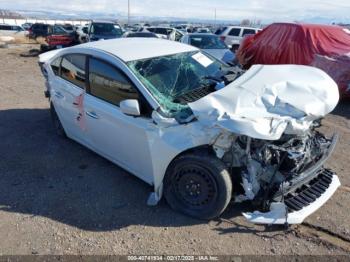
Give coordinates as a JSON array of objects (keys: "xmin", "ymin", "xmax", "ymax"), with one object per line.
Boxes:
[{"xmin": 128, "ymin": 51, "xmax": 228, "ymax": 118}]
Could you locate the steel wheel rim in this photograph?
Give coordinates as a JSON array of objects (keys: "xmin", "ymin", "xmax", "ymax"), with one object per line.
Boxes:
[{"xmin": 173, "ymin": 164, "xmax": 217, "ymax": 208}]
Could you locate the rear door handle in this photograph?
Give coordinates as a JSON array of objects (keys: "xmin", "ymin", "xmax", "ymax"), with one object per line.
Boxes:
[
  {"xmin": 54, "ymin": 91, "xmax": 64, "ymax": 99},
  {"xmin": 86, "ymin": 111, "xmax": 99, "ymax": 119}
]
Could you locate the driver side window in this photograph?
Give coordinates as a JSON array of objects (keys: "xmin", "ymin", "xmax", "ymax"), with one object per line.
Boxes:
[{"xmin": 88, "ymin": 58, "xmax": 139, "ymax": 106}]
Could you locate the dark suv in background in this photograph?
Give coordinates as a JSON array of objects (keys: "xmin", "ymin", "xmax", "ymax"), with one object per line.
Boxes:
[
  {"xmin": 28, "ymin": 23, "xmax": 51, "ymax": 38},
  {"xmin": 82, "ymin": 20, "xmax": 123, "ymax": 42}
]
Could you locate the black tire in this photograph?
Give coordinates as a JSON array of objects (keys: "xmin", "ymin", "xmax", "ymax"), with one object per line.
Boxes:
[
  {"xmin": 50, "ymin": 103, "xmax": 66, "ymax": 137},
  {"xmin": 164, "ymin": 154, "xmax": 232, "ymax": 220}
]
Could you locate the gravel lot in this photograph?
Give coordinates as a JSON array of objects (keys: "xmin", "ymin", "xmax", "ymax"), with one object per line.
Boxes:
[{"xmin": 0, "ymin": 45, "xmax": 349, "ymax": 255}]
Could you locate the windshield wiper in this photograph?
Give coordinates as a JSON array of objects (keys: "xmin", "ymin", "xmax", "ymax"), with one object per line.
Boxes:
[{"xmin": 173, "ymin": 83, "xmax": 216, "ymax": 104}]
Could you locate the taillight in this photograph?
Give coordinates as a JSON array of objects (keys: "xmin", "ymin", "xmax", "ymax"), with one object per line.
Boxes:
[{"xmin": 220, "ymin": 36, "xmax": 226, "ymax": 42}]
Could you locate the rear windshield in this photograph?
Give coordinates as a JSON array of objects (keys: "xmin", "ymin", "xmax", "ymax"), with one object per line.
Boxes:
[
  {"xmin": 189, "ymin": 35, "xmax": 227, "ymax": 49},
  {"xmin": 214, "ymin": 27, "xmax": 227, "ymax": 35}
]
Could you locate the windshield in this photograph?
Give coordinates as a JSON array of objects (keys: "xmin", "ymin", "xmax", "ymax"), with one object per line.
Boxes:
[
  {"xmin": 127, "ymin": 51, "xmax": 227, "ymax": 118},
  {"xmin": 92, "ymin": 23, "xmax": 122, "ymax": 36},
  {"xmin": 189, "ymin": 35, "xmax": 227, "ymax": 49},
  {"xmin": 53, "ymin": 26, "xmax": 67, "ymax": 34}
]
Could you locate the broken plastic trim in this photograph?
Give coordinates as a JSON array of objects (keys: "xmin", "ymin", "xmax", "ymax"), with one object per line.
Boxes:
[{"xmin": 243, "ymin": 174, "xmax": 340, "ymax": 225}]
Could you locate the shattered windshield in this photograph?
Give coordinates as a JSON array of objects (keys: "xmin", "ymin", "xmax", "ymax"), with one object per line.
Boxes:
[{"xmin": 127, "ymin": 51, "xmax": 227, "ymax": 118}]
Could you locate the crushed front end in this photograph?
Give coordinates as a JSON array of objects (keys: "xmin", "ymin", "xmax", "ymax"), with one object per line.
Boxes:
[{"xmin": 219, "ymin": 124, "xmax": 340, "ymax": 224}]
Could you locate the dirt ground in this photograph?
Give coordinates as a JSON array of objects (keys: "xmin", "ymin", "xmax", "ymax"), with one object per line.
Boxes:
[{"xmin": 0, "ymin": 44, "xmax": 349, "ymax": 256}]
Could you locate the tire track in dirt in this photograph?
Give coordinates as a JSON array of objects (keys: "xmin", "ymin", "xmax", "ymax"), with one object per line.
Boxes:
[{"xmin": 295, "ymin": 222, "xmax": 350, "ymax": 252}]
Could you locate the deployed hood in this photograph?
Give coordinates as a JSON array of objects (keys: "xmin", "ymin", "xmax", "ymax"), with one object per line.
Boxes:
[{"xmin": 188, "ymin": 65, "xmax": 339, "ymax": 140}]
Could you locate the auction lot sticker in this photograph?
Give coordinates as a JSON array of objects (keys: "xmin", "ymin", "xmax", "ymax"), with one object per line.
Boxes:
[{"xmin": 192, "ymin": 52, "xmax": 213, "ymax": 67}]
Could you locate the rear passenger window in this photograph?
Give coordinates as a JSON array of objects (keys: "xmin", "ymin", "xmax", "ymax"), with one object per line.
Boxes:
[
  {"xmin": 51, "ymin": 57, "xmax": 62, "ymax": 76},
  {"xmin": 61, "ymin": 54, "xmax": 86, "ymax": 89},
  {"xmin": 242, "ymin": 29, "xmax": 256, "ymax": 36},
  {"xmin": 88, "ymin": 58, "xmax": 139, "ymax": 106},
  {"xmin": 228, "ymin": 28, "xmax": 241, "ymax": 36}
]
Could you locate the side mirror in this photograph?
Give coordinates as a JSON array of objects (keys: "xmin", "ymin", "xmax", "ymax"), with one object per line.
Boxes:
[
  {"xmin": 82, "ymin": 28, "xmax": 88, "ymax": 34},
  {"xmin": 120, "ymin": 99, "xmax": 140, "ymax": 116}
]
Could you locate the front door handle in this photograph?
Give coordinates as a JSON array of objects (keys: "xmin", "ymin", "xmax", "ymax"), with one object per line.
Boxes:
[{"xmin": 86, "ymin": 111, "xmax": 99, "ymax": 119}]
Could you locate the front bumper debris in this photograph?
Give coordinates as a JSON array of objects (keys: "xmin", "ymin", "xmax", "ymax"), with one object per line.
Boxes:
[{"xmin": 243, "ymin": 169, "xmax": 341, "ymax": 224}]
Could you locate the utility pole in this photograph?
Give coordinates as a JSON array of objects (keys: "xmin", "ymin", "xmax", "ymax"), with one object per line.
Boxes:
[
  {"xmin": 128, "ymin": 0, "xmax": 130, "ymax": 26},
  {"xmin": 214, "ymin": 8, "xmax": 217, "ymax": 25}
]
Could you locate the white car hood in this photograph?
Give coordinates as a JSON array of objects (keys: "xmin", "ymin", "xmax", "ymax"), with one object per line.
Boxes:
[{"xmin": 188, "ymin": 65, "xmax": 339, "ymax": 140}]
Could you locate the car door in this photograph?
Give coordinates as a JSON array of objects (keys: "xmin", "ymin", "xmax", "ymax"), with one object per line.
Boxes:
[
  {"xmin": 83, "ymin": 57, "xmax": 154, "ymax": 184},
  {"xmin": 49, "ymin": 54, "xmax": 88, "ymax": 144},
  {"xmin": 226, "ymin": 27, "xmax": 242, "ymax": 46}
]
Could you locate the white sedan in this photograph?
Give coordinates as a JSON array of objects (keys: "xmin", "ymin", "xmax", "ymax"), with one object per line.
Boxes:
[{"xmin": 39, "ymin": 38, "xmax": 340, "ymax": 223}]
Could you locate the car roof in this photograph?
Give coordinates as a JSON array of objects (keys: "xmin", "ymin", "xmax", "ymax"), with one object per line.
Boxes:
[
  {"xmin": 79, "ymin": 38, "xmax": 198, "ymax": 62},
  {"xmin": 227, "ymin": 26, "xmax": 260, "ymax": 30}
]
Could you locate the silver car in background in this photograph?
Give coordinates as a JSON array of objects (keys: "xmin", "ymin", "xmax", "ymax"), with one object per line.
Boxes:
[{"xmin": 181, "ymin": 33, "xmax": 235, "ymax": 64}]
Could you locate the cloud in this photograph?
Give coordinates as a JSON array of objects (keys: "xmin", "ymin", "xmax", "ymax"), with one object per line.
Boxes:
[{"xmin": 1, "ymin": 0, "xmax": 349, "ymax": 22}]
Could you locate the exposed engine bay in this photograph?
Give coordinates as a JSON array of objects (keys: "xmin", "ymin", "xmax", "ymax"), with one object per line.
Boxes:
[{"xmin": 215, "ymin": 123, "xmax": 337, "ymax": 213}]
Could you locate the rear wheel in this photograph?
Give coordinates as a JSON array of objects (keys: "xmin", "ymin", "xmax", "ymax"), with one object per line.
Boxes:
[
  {"xmin": 50, "ymin": 103, "xmax": 66, "ymax": 137},
  {"xmin": 164, "ymin": 154, "xmax": 232, "ymax": 219}
]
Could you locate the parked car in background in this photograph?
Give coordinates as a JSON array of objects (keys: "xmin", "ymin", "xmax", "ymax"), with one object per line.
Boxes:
[
  {"xmin": 83, "ymin": 20, "xmax": 123, "ymax": 42},
  {"xmin": 29, "ymin": 23, "xmax": 51, "ymax": 38},
  {"xmin": 21, "ymin": 22, "xmax": 33, "ymax": 30},
  {"xmin": 237, "ymin": 23, "xmax": 350, "ymax": 98},
  {"xmin": 61, "ymin": 24, "xmax": 74, "ymax": 34},
  {"xmin": 215, "ymin": 26, "xmax": 261, "ymax": 50},
  {"xmin": 145, "ymin": 26, "xmax": 174, "ymax": 39},
  {"xmin": 181, "ymin": 33, "xmax": 235, "ymax": 64},
  {"xmin": 124, "ymin": 32, "xmax": 158, "ymax": 38},
  {"xmin": 40, "ymin": 25, "xmax": 75, "ymax": 52},
  {"xmin": 41, "ymin": 34, "xmax": 75, "ymax": 52},
  {"xmin": 194, "ymin": 27, "xmax": 211, "ymax": 33},
  {"xmin": 39, "ymin": 38, "xmax": 340, "ymax": 223},
  {"xmin": 169, "ymin": 29, "xmax": 185, "ymax": 41},
  {"xmin": 75, "ymin": 25, "xmax": 88, "ymax": 43},
  {"xmin": 0, "ymin": 24, "xmax": 28, "ymax": 38}
]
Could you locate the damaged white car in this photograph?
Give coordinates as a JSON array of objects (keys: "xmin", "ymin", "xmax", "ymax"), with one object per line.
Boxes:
[{"xmin": 39, "ymin": 38, "xmax": 340, "ymax": 224}]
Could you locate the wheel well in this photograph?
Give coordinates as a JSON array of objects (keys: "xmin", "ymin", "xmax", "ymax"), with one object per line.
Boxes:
[
  {"xmin": 165, "ymin": 144, "xmax": 243, "ymax": 195},
  {"xmin": 165, "ymin": 145, "xmax": 217, "ymax": 175}
]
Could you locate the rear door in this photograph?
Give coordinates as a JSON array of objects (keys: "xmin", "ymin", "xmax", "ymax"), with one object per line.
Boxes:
[
  {"xmin": 49, "ymin": 54, "xmax": 88, "ymax": 144},
  {"xmin": 83, "ymin": 57, "xmax": 154, "ymax": 183},
  {"xmin": 226, "ymin": 27, "xmax": 241, "ymax": 46}
]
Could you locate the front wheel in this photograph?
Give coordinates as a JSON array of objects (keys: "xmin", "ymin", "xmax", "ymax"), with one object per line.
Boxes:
[{"xmin": 164, "ymin": 154, "xmax": 232, "ymax": 220}]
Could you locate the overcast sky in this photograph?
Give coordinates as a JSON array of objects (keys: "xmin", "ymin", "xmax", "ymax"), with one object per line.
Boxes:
[{"xmin": 1, "ymin": 0, "xmax": 349, "ymax": 22}]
